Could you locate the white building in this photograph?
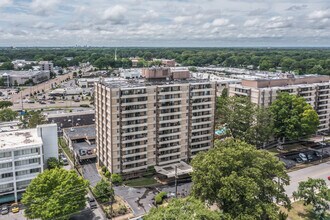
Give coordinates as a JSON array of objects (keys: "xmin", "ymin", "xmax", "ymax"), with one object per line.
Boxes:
[
  {"xmin": 0, "ymin": 124, "xmax": 58, "ymax": 203},
  {"xmin": 39, "ymin": 61, "xmax": 54, "ymax": 72}
]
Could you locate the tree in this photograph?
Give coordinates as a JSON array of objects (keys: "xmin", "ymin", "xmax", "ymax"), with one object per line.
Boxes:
[
  {"xmin": 293, "ymin": 178, "xmax": 330, "ymax": 219},
  {"xmin": 47, "ymin": 157, "xmax": 62, "ymax": 169},
  {"xmin": 0, "ymin": 61, "xmax": 14, "ymax": 70},
  {"xmin": 22, "ymin": 168, "xmax": 88, "ymax": 220},
  {"xmin": 93, "ymin": 179, "xmax": 114, "ymax": 203},
  {"xmin": 0, "ymin": 101, "xmax": 13, "ymax": 108},
  {"xmin": 144, "ymin": 197, "xmax": 222, "ymax": 220},
  {"xmin": 0, "ymin": 108, "xmax": 18, "ymax": 121},
  {"xmin": 191, "ymin": 139, "xmax": 291, "ymax": 220},
  {"xmin": 270, "ymin": 93, "xmax": 319, "ymax": 141},
  {"xmin": 20, "ymin": 110, "xmax": 47, "ymax": 128},
  {"xmin": 111, "ymin": 173, "xmax": 123, "ymax": 185}
]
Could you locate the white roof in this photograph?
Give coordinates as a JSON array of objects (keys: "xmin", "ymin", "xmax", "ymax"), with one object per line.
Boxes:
[{"xmin": 0, "ymin": 128, "xmax": 42, "ymax": 150}]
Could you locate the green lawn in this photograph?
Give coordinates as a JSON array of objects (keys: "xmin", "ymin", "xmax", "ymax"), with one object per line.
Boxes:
[
  {"xmin": 280, "ymin": 201, "xmax": 330, "ymax": 220},
  {"xmin": 124, "ymin": 177, "xmax": 158, "ymax": 187}
]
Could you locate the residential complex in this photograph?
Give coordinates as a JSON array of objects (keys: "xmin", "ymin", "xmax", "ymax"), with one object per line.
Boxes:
[
  {"xmin": 229, "ymin": 75, "xmax": 330, "ymax": 132},
  {"xmin": 39, "ymin": 61, "xmax": 54, "ymax": 72},
  {"xmin": 0, "ymin": 124, "xmax": 58, "ymax": 203},
  {"xmin": 95, "ymin": 77, "xmax": 216, "ymax": 177}
]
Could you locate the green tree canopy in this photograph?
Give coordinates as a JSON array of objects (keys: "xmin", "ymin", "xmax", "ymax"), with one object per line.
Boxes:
[
  {"xmin": 111, "ymin": 173, "xmax": 123, "ymax": 185},
  {"xmin": 93, "ymin": 178, "xmax": 114, "ymax": 203},
  {"xmin": 270, "ymin": 92, "xmax": 319, "ymax": 141},
  {"xmin": 293, "ymin": 178, "xmax": 330, "ymax": 219},
  {"xmin": 22, "ymin": 168, "xmax": 89, "ymax": 220},
  {"xmin": 144, "ymin": 197, "xmax": 222, "ymax": 220},
  {"xmin": 217, "ymin": 96, "xmax": 274, "ymax": 147},
  {"xmin": 0, "ymin": 101, "xmax": 13, "ymax": 108},
  {"xmin": 0, "ymin": 108, "xmax": 17, "ymax": 121},
  {"xmin": 20, "ymin": 110, "xmax": 47, "ymax": 128},
  {"xmin": 47, "ymin": 157, "xmax": 63, "ymax": 169},
  {"xmin": 191, "ymin": 138, "xmax": 291, "ymax": 220}
]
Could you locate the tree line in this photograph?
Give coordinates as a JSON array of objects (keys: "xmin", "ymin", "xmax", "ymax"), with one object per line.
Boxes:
[{"xmin": 0, "ymin": 47, "xmax": 329, "ymax": 75}]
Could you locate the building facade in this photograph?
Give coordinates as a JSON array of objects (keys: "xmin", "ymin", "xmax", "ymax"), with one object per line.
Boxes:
[
  {"xmin": 0, "ymin": 124, "xmax": 58, "ymax": 203},
  {"xmin": 95, "ymin": 79, "xmax": 216, "ymax": 177},
  {"xmin": 229, "ymin": 75, "xmax": 330, "ymax": 132},
  {"xmin": 39, "ymin": 61, "xmax": 54, "ymax": 72}
]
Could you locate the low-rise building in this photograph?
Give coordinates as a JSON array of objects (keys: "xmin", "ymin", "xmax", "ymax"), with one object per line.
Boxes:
[
  {"xmin": 77, "ymin": 78, "xmax": 101, "ymax": 88},
  {"xmin": 0, "ymin": 124, "xmax": 58, "ymax": 203},
  {"xmin": 0, "ymin": 70, "xmax": 50, "ymax": 86}
]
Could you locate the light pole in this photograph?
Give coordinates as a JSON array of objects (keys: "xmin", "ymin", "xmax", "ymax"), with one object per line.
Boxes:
[{"xmin": 174, "ymin": 165, "xmax": 178, "ymax": 198}]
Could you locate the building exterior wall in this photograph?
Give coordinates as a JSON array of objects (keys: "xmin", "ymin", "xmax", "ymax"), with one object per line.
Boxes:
[
  {"xmin": 229, "ymin": 80, "xmax": 330, "ymax": 133},
  {"xmin": 95, "ymin": 81, "xmax": 216, "ymax": 177},
  {"xmin": 0, "ymin": 124, "xmax": 58, "ymax": 203}
]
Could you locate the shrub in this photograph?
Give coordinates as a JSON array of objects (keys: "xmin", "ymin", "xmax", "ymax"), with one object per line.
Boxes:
[
  {"xmin": 155, "ymin": 192, "xmax": 167, "ymax": 205},
  {"xmin": 105, "ymin": 170, "xmax": 111, "ymax": 179},
  {"xmin": 111, "ymin": 174, "xmax": 123, "ymax": 185},
  {"xmin": 101, "ymin": 166, "xmax": 107, "ymax": 174}
]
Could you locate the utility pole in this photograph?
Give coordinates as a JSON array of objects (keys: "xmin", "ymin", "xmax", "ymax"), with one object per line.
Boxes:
[{"xmin": 175, "ymin": 165, "xmax": 178, "ymax": 198}]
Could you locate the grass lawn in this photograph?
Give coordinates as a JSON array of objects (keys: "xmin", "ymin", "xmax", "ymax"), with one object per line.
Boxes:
[
  {"xmin": 124, "ymin": 176, "xmax": 158, "ymax": 187},
  {"xmin": 280, "ymin": 201, "xmax": 330, "ymax": 220}
]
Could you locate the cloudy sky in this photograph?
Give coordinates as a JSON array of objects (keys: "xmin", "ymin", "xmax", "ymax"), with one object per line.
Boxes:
[{"xmin": 0, "ymin": 0, "xmax": 329, "ymax": 47}]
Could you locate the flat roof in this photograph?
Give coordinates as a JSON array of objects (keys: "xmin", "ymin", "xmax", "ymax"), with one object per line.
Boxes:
[
  {"xmin": 99, "ymin": 78, "xmax": 212, "ymax": 89},
  {"xmin": 0, "ymin": 70, "xmax": 49, "ymax": 77},
  {"xmin": 63, "ymin": 125, "xmax": 96, "ymax": 140},
  {"xmin": 155, "ymin": 161, "xmax": 192, "ymax": 178},
  {"xmin": 0, "ymin": 128, "xmax": 42, "ymax": 150}
]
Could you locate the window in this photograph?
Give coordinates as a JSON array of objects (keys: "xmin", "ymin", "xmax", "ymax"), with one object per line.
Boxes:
[
  {"xmin": 0, "ymin": 162, "xmax": 12, "ymax": 169},
  {"xmin": 0, "ymin": 152, "xmax": 11, "ymax": 158},
  {"xmin": 1, "ymin": 173, "xmax": 13, "ymax": 178}
]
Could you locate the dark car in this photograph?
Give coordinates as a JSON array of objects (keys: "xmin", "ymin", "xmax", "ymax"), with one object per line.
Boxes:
[
  {"xmin": 88, "ymin": 197, "xmax": 97, "ymax": 209},
  {"xmin": 1, "ymin": 205, "xmax": 9, "ymax": 215}
]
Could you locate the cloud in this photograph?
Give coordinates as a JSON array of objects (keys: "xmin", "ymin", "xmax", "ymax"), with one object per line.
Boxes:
[
  {"xmin": 308, "ymin": 9, "xmax": 330, "ymax": 20},
  {"xmin": 0, "ymin": 0, "xmax": 12, "ymax": 8},
  {"xmin": 244, "ymin": 18, "xmax": 260, "ymax": 27},
  {"xmin": 30, "ymin": 0, "xmax": 61, "ymax": 15},
  {"xmin": 265, "ymin": 16, "xmax": 293, "ymax": 29},
  {"xmin": 33, "ymin": 22, "xmax": 56, "ymax": 30},
  {"xmin": 286, "ymin": 5, "xmax": 307, "ymax": 11},
  {"xmin": 211, "ymin": 18, "xmax": 230, "ymax": 27},
  {"xmin": 103, "ymin": 5, "xmax": 127, "ymax": 25}
]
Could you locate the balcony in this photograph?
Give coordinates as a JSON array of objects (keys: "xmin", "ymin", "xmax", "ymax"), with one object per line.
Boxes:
[
  {"xmin": 159, "ymin": 112, "xmax": 181, "ymax": 117},
  {"xmin": 192, "ymin": 101, "xmax": 212, "ymax": 106},
  {"xmin": 191, "ymin": 146, "xmax": 211, "ymax": 152},
  {"xmin": 122, "ymin": 165, "xmax": 148, "ymax": 173},
  {"xmin": 14, "ymin": 153, "xmax": 40, "ymax": 160},
  {"xmin": 0, "ymin": 176, "xmax": 14, "ymax": 184},
  {"xmin": 158, "ymin": 131, "xmax": 181, "ymax": 138},
  {"xmin": 16, "ymin": 172, "xmax": 39, "ymax": 181},
  {"xmin": 192, "ymin": 114, "xmax": 211, "ymax": 120},
  {"xmin": 121, "ymin": 108, "xmax": 147, "ymax": 114},
  {"xmin": 159, "ymin": 125, "xmax": 181, "ymax": 131},
  {"xmin": 159, "ymin": 104, "xmax": 182, "ymax": 109},
  {"xmin": 122, "ymin": 158, "xmax": 148, "ymax": 166},
  {"xmin": 122, "ymin": 151, "xmax": 147, "ymax": 159},
  {"xmin": 159, "ymin": 145, "xmax": 181, "ymax": 152},
  {"xmin": 158, "ymin": 139, "xmax": 180, "ymax": 145},
  {"xmin": 158, "ymin": 152, "xmax": 181, "ymax": 159},
  {"xmin": 0, "ymin": 187, "xmax": 14, "ymax": 194},
  {"xmin": 122, "ymin": 130, "xmax": 148, "ymax": 137},
  {"xmin": 0, "ymin": 166, "xmax": 13, "ymax": 174},
  {"xmin": 192, "ymin": 108, "xmax": 212, "ymax": 113},
  {"xmin": 121, "ymin": 101, "xmax": 148, "ymax": 107},
  {"xmin": 122, "ymin": 122, "xmax": 148, "ymax": 129},
  {"xmin": 121, "ymin": 93, "xmax": 147, "ymax": 98},
  {"xmin": 191, "ymin": 140, "xmax": 211, "ymax": 146},
  {"xmin": 158, "ymin": 158, "xmax": 181, "ymax": 166},
  {"xmin": 159, "ymin": 98, "xmax": 182, "ymax": 103},
  {"xmin": 122, "ymin": 115, "xmax": 148, "ymax": 122},
  {"xmin": 192, "ymin": 120, "xmax": 211, "ymax": 126},
  {"xmin": 15, "ymin": 163, "xmax": 41, "ymax": 171},
  {"xmin": 122, "ymin": 137, "xmax": 148, "ymax": 144}
]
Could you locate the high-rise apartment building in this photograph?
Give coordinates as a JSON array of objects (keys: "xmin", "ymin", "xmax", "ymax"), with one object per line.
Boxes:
[
  {"xmin": 0, "ymin": 124, "xmax": 58, "ymax": 203},
  {"xmin": 229, "ymin": 75, "xmax": 330, "ymax": 132},
  {"xmin": 39, "ymin": 61, "xmax": 54, "ymax": 72},
  {"xmin": 95, "ymin": 79, "xmax": 216, "ymax": 177}
]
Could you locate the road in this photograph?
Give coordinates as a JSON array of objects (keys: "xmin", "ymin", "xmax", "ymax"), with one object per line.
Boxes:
[{"xmin": 285, "ymin": 161, "xmax": 330, "ymax": 198}]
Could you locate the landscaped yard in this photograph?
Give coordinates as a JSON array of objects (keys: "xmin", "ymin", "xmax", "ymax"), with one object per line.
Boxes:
[
  {"xmin": 280, "ymin": 201, "xmax": 330, "ymax": 220},
  {"xmin": 58, "ymin": 137, "xmax": 74, "ymax": 161},
  {"xmin": 124, "ymin": 176, "xmax": 158, "ymax": 187}
]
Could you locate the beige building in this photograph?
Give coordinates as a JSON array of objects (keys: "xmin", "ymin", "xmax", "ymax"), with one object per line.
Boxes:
[
  {"xmin": 95, "ymin": 79, "xmax": 216, "ymax": 177},
  {"xmin": 229, "ymin": 75, "xmax": 330, "ymax": 132}
]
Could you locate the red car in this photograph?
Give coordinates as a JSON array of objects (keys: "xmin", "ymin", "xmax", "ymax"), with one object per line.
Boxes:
[{"xmin": 328, "ymin": 176, "xmax": 330, "ymax": 181}]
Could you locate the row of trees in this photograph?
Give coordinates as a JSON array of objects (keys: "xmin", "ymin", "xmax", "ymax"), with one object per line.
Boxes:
[
  {"xmin": 0, "ymin": 48, "xmax": 329, "ymax": 74},
  {"xmin": 217, "ymin": 91, "xmax": 319, "ymax": 147}
]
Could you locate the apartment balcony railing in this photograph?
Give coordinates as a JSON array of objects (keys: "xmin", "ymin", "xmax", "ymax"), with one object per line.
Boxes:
[
  {"xmin": 16, "ymin": 172, "xmax": 39, "ymax": 181},
  {"xmin": 122, "ymin": 158, "xmax": 148, "ymax": 166},
  {"xmin": 158, "ymin": 151, "xmax": 181, "ymax": 159}
]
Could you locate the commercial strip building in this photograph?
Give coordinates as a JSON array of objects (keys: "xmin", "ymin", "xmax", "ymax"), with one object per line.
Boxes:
[
  {"xmin": 0, "ymin": 70, "xmax": 50, "ymax": 86},
  {"xmin": 95, "ymin": 75, "xmax": 216, "ymax": 178},
  {"xmin": 229, "ymin": 75, "xmax": 330, "ymax": 132},
  {"xmin": 0, "ymin": 124, "xmax": 58, "ymax": 203}
]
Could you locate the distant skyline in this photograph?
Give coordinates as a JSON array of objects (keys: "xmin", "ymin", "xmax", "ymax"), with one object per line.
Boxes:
[{"xmin": 0, "ymin": 0, "xmax": 329, "ymax": 47}]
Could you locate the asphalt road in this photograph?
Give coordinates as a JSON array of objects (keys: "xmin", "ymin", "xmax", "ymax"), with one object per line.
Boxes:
[
  {"xmin": 285, "ymin": 161, "xmax": 330, "ymax": 198},
  {"xmin": 81, "ymin": 162, "xmax": 102, "ymax": 187}
]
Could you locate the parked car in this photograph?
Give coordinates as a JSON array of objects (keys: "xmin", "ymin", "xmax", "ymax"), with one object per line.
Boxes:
[
  {"xmin": 49, "ymin": 101, "xmax": 55, "ymax": 104},
  {"xmin": 61, "ymin": 156, "xmax": 69, "ymax": 165},
  {"xmin": 298, "ymin": 153, "xmax": 308, "ymax": 162},
  {"xmin": 1, "ymin": 205, "xmax": 9, "ymax": 215},
  {"xmin": 307, "ymin": 154, "xmax": 314, "ymax": 161},
  {"xmin": 88, "ymin": 197, "xmax": 97, "ymax": 209},
  {"xmin": 11, "ymin": 203, "xmax": 19, "ymax": 213}
]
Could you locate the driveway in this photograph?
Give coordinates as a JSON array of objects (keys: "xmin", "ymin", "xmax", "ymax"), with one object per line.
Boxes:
[{"xmin": 81, "ymin": 162, "xmax": 102, "ymax": 187}]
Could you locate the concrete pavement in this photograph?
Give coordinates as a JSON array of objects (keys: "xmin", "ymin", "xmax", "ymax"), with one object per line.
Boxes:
[{"xmin": 285, "ymin": 161, "xmax": 330, "ymax": 198}]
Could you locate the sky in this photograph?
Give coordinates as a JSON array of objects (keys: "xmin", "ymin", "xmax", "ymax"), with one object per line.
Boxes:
[{"xmin": 0, "ymin": 0, "xmax": 329, "ymax": 47}]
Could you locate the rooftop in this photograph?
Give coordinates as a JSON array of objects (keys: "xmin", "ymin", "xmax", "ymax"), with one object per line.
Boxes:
[
  {"xmin": 63, "ymin": 125, "xmax": 96, "ymax": 140},
  {"xmin": 0, "ymin": 70, "xmax": 49, "ymax": 77},
  {"xmin": 0, "ymin": 128, "xmax": 42, "ymax": 150},
  {"xmin": 100, "ymin": 77, "xmax": 212, "ymax": 89}
]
